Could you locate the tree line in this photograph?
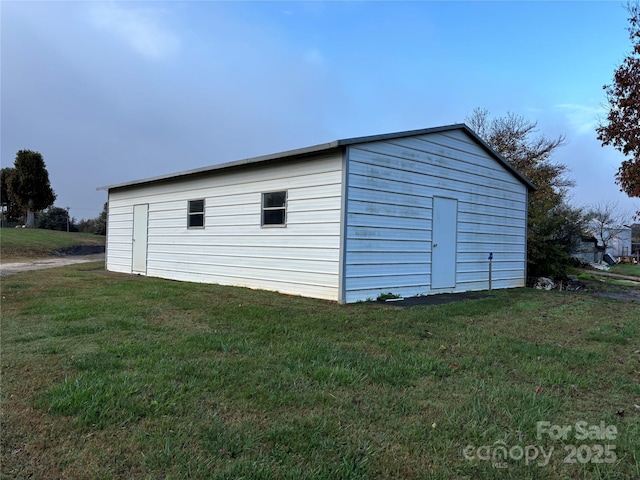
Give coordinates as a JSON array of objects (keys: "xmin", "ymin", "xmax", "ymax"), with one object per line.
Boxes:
[{"xmin": 35, "ymin": 204, "xmax": 107, "ymax": 235}]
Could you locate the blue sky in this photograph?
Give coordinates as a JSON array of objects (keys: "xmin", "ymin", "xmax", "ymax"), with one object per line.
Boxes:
[{"xmin": 1, "ymin": 1, "xmax": 636, "ymax": 220}]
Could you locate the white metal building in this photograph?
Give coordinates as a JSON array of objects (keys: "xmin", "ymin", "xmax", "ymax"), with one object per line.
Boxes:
[{"xmin": 99, "ymin": 124, "xmax": 534, "ymax": 303}]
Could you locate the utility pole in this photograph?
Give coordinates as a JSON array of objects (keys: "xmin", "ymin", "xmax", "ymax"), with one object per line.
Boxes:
[{"xmin": 66, "ymin": 207, "xmax": 70, "ymax": 233}]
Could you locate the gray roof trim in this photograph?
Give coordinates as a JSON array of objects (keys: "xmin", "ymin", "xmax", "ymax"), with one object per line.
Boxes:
[{"xmin": 98, "ymin": 123, "xmax": 536, "ymax": 192}]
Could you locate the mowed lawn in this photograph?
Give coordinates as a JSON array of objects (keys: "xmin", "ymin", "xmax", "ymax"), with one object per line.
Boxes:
[
  {"xmin": 1, "ymin": 263, "xmax": 639, "ymax": 479},
  {"xmin": 610, "ymin": 263, "xmax": 640, "ymax": 278},
  {"xmin": 0, "ymin": 229, "xmax": 105, "ymax": 262}
]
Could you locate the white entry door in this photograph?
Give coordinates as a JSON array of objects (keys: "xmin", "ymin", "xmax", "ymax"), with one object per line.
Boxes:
[
  {"xmin": 132, "ymin": 204, "xmax": 148, "ymax": 274},
  {"xmin": 431, "ymin": 197, "xmax": 457, "ymax": 289}
]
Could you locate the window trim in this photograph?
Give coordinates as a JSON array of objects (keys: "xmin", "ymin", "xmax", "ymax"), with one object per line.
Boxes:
[
  {"xmin": 187, "ymin": 199, "xmax": 205, "ymax": 229},
  {"xmin": 261, "ymin": 190, "xmax": 287, "ymax": 227}
]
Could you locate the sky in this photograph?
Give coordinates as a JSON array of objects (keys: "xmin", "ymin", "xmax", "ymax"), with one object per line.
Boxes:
[{"xmin": 1, "ymin": 0, "xmax": 638, "ymax": 221}]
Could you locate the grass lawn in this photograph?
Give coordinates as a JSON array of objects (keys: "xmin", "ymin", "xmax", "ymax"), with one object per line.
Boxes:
[
  {"xmin": 1, "ymin": 264, "xmax": 639, "ymax": 479},
  {"xmin": 0, "ymin": 228, "xmax": 105, "ymax": 262},
  {"xmin": 609, "ymin": 264, "xmax": 640, "ymax": 279}
]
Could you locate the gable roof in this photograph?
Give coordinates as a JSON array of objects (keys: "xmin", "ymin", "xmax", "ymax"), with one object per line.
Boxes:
[{"xmin": 98, "ymin": 124, "xmax": 536, "ymax": 192}]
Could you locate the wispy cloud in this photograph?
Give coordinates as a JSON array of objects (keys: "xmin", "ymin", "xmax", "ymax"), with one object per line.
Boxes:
[
  {"xmin": 555, "ymin": 103, "xmax": 606, "ymax": 135},
  {"xmin": 89, "ymin": 3, "xmax": 179, "ymax": 60}
]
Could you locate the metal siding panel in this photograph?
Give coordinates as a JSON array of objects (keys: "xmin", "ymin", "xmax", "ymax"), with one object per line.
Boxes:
[
  {"xmin": 347, "ymin": 213, "xmax": 429, "ymax": 230},
  {"xmin": 148, "ymin": 259, "xmax": 338, "ymax": 279},
  {"xmin": 348, "ymin": 199, "xmax": 430, "ymax": 219},
  {"xmin": 458, "ymin": 221, "xmax": 524, "ymax": 236},
  {"xmin": 106, "ymin": 191, "xmax": 133, "ymax": 273},
  {"xmin": 148, "ymin": 232, "xmax": 340, "ymax": 248},
  {"xmin": 349, "ymin": 170, "xmax": 526, "ymax": 211},
  {"xmin": 106, "ymin": 153, "xmax": 343, "ymax": 301},
  {"xmin": 344, "ymin": 131, "xmax": 528, "ymax": 302},
  {"xmin": 150, "ymin": 268, "xmax": 339, "ymax": 301},
  {"xmin": 349, "ymin": 147, "xmax": 525, "ymax": 196},
  {"xmin": 458, "ymin": 232, "xmax": 525, "ymax": 244},
  {"xmin": 458, "ymin": 251, "xmax": 524, "ymax": 263},
  {"xmin": 347, "ymin": 251, "xmax": 431, "ymax": 265},
  {"xmin": 338, "ymin": 149, "xmax": 349, "ymax": 304},
  {"xmin": 346, "ymin": 238, "xmax": 429, "ymax": 253},
  {"xmin": 345, "ymin": 262, "xmax": 429, "ymax": 278},
  {"xmin": 348, "ymin": 187, "xmax": 433, "ymax": 208},
  {"xmin": 346, "ymin": 226, "xmax": 429, "ymax": 242},
  {"xmin": 458, "ymin": 242, "xmax": 525, "ymax": 254},
  {"xmin": 148, "ymin": 246, "xmax": 338, "ymax": 263}
]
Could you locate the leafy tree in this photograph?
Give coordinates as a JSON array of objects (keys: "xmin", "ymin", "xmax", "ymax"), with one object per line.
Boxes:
[
  {"xmin": 531, "ymin": 202, "xmax": 589, "ymax": 276},
  {"xmin": 1, "ymin": 168, "xmax": 13, "ymax": 207},
  {"xmin": 0, "ymin": 167, "xmax": 22, "ymax": 224},
  {"xmin": 596, "ymin": 2, "xmax": 640, "ymax": 210},
  {"xmin": 467, "ymin": 108, "xmax": 576, "ymax": 278},
  {"xmin": 94, "ymin": 202, "xmax": 107, "ymax": 235},
  {"xmin": 7, "ymin": 150, "xmax": 56, "ymax": 227},
  {"xmin": 37, "ymin": 206, "xmax": 77, "ymax": 232}
]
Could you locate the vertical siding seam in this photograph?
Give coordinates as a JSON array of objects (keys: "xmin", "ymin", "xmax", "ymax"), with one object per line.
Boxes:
[
  {"xmin": 105, "ymin": 194, "xmax": 110, "ymax": 270},
  {"xmin": 338, "ymin": 146, "xmax": 349, "ymax": 304},
  {"xmin": 524, "ymin": 189, "xmax": 529, "ymax": 282}
]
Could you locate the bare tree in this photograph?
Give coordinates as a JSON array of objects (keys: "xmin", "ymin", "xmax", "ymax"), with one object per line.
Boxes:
[
  {"xmin": 466, "ymin": 108, "xmax": 574, "ymax": 277},
  {"xmin": 587, "ymin": 201, "xmax": 631, "ymax": 261}
]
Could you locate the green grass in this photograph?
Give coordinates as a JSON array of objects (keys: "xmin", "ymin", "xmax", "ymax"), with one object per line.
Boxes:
[
  {"xmin": 1, "ymin": 264, "xmax": 639, "ymax": 479},
  {"xmin": 609, "ymin": 263, "xmax": 640, "ymax": 278},
  {"xmin": 0, "ymin": 228, "xmax": 105, "ymax": 261}
]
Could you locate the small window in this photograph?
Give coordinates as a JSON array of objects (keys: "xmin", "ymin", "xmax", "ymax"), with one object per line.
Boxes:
[
  {"xmin": 262, "ymin": 191, "xmax": 287, "ymax": 226},
  {"xmin": 188, "ymin": 199, "xmax": 204, "ymax": 228}
]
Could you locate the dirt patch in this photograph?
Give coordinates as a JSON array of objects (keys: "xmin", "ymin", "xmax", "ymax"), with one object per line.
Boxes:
[
  {"xmin": 376, "ymin": 278, "xmax": 639, "ymax": 307},
  {"xmin": 376, "ymin": 291, "xmax": 492, "ymax": 308},
  {"xmin": 581, "ymin": 279, "xmax": 640, "ymax": 302},
  {"xmin": 54, "ymin": 245, "xmax": 105, "ymax": 256}
]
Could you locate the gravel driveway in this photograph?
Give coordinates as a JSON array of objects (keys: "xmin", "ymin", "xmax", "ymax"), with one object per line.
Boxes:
[{"xmin": 0, "ymin": 254, "xmax": 105, "ymax": 276}]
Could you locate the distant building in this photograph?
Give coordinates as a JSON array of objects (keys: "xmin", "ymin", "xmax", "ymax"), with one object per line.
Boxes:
[
  {"xmin": 573, "ymin": 235, "xmax": 600, "ymax": 264},
  {"xmin": 607, "ymin": 225, "xmax": 632, "ymax": 257}
]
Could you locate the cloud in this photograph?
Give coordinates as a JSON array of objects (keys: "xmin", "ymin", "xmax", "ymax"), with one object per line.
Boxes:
[
  {"xmin": 555, "ymin": 103, "xmax": 606, "ymax": 135},
  {"xmin": 89, "ymin": 3, "xmax": 179, "ymax": 60}
]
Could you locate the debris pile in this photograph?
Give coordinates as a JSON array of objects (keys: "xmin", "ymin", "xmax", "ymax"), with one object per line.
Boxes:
[
  {"xmin": 533, "ymin": 276, "xmax": 586, "ymax": 291},
  {"xmin": 534, "ymin": 277, "xmax": 556, "ymax": 290},
  {"xmin": 565, "ymin": 278, "xmax": 587, "ymax": 291}
]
